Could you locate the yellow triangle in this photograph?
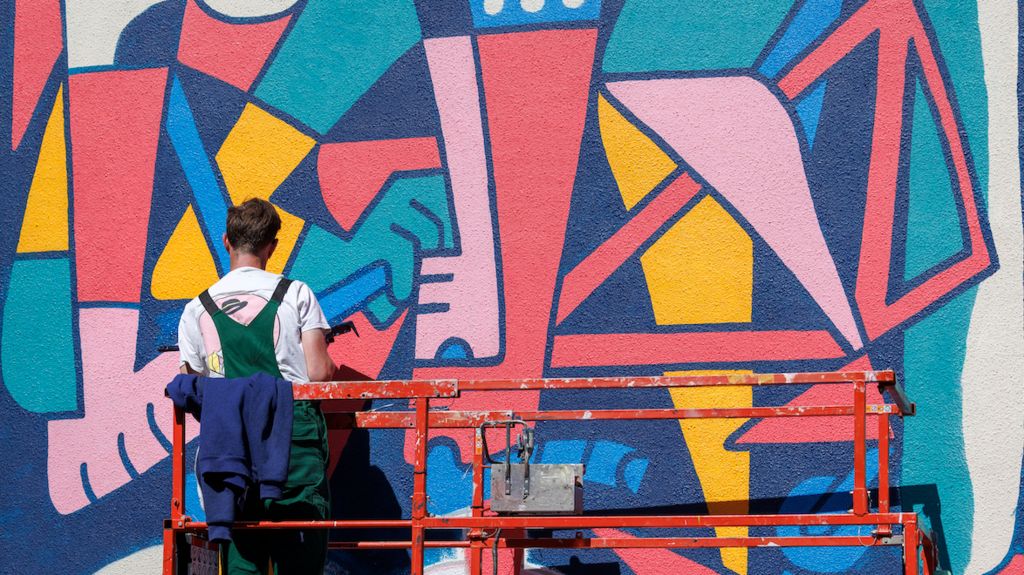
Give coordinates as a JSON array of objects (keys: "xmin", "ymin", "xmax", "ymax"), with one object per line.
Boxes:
[
  {"xmin": 152, "ymin": 206, "xmax": 221, "ymax": 300},
  {"xmin": 669, "ymin": 369, "xmax": 752, "ymax": 575},
  {"xmin": 598, "ymin": 94, "xmax": 677, "ymax": 210},
  {"xmin": 18, "ymin": 86, "xmax": 68, "ymax": 253},
  {"xmin": 216, "ymin": 102, "xmax": 315, "ymax": 204}
]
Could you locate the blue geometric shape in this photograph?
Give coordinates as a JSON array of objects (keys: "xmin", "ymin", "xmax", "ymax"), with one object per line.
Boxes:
[
  {"xmin": 584, "ymin": 441, "xmax": 634, "ymax": 487},
  {"xmin": 622, "ymin": 458, "xmax": 648, "ymax": 494},
  {"xmin": 470, "ymin": 0, "xmax": 601, "ymax": 28},
  {"xmin": 540, "ymin": 440, "xmax": 587, "ymax": 464},
  {"xmin": 166, "ymin": 75, "xmax": 230, "ymax": 273},
  {"xmin": 1, "ymin": 258, "xmax": 77, "ymax": 413},
  {"xmin": 758, "ymin": 0, "xmax": 843, "ymax": 78},
  {"xmin": 796, "ymin": 81, "xmax": 828, "ymax": 149},
  {"xmin": 316, "ymin": 267, "xmax": 387, "ymax": 324}
]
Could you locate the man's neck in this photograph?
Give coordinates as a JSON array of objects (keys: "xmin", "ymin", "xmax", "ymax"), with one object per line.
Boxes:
[{"xmin": 229, "ymin": 252, "xmax": 267, "ymax": 271}]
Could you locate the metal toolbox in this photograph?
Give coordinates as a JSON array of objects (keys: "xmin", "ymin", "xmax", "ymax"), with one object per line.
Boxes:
[{"xmin": 490, "ymin": 463, "xmax": 584, "ymax": 515}]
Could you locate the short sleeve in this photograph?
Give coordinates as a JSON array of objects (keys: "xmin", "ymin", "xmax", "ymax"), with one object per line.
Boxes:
[
  {"xmin": 293, "ymin": 281, "xmax": 330, "ymax": 333},
  {"xmin": 177, "ymin": 304, "xmax": 206, "ymax": 373}
]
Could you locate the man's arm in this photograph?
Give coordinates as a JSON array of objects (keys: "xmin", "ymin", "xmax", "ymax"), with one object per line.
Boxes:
[{"xmin": 301, "ymin": 329, "xmax": 336, "ymax": 382}]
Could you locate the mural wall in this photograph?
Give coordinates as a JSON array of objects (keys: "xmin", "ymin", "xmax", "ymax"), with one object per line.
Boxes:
[{"xmin": 1, "ymin": 0, "xmax": 1021, "ymax": 573}]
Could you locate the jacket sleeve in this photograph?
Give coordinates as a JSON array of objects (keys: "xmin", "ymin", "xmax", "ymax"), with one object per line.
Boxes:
[
  {"xmin": 245, "ymin": 373, "xmax": 293, "ymax": 500},
  {"xmin": 165, "ymin": 374, "xmax": 203, "ymax": 421}
]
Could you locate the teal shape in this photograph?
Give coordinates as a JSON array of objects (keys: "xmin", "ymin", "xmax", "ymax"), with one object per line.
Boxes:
[
  {"xmin": 255, "ymin": 0, "xmax": 421, "ymax": 134},
  {"xmin": 603, "ymin": 0, "xmax": 791, "ymax": 73},
  {"xmin": 903, "ymin": 289, "xmax": 977, "ymax": 575},
  {"xmin": 289, "ymin": 174, "xmax": 453, "ymax": 324},
  {"xmin": 904, "ymin": 78, "xmax": 964, "ymax": 280},
  {"xmin": 1, "ymin": 258, "xmax": 77, "ymax": 413}
]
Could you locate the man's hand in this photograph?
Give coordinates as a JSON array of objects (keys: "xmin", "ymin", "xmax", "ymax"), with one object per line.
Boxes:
[{"xmin": 302, "ymin": 329, "xmax": 336, "ymax": 382}]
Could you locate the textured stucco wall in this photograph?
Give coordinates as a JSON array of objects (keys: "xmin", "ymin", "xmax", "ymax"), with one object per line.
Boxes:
[{"xmin": 1, "ymin": 0, "xmax": 1022, "ymax": 573}]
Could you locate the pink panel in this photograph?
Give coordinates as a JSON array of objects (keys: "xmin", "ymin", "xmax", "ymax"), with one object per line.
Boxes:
[
  {"xmin": 607, "ymin": 76, "xmax": 863, "ymax": 350},
  {"xmin": 47, "ymin": 308, "xmax": 188, "ymax": 514},
  {"xmin": 70, "ymin": 68, "xmax": 167, "ymax": 303},
  {"xmin": 415, "ymin": 36, "xmax": 501, "ymax": 361},
  {"xmin": 737, "ymin": 355, "xmax": 887, "ymax": 444},
  {"xmin": 594, "ymin": 529, "xmax": 719, "ymax": 574},
  {"xmin": 176, "ymin": 0, "xmax": 291, "ymax": 91},
  {"xmin": 410, "ymin": 28, "xmax": 597, "ymax": 464},
  {"xmin": 318, "ymin": 137, "xmax": 441, "ymax": 232},
  {"xmin": 997, "ymin": 555, "xmax": 1024, "ymax": 574},
  {"xmin": 12, "ymin": 0, "xmax": 62, "ymax": 150}
]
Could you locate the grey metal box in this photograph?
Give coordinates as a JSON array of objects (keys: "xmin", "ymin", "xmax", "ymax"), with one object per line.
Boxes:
[{"xmin": 490, "ymin": 463, "xmax": 584, "ymax": 515}]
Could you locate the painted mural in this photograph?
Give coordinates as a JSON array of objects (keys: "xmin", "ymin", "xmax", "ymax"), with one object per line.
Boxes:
[{"xmin": 1, "ymin": 0, "xmax": 1021, "ymax": 573}]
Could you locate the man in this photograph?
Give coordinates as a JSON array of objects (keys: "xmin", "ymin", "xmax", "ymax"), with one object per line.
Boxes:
[{"xmin": 178, "ymin": 197, "xmax": 335, "ymax": 574}]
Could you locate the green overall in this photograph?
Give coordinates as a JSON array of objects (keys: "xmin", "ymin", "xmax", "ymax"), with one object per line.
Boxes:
[{"xmin": 198, "ymin": 278, "xmax": 330, "ymax": 575}]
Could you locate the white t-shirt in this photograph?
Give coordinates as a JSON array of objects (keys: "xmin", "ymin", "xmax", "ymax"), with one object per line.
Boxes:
[{"xmin": 177, "ymin": 267, "xmax": 330, "ymax": 383}]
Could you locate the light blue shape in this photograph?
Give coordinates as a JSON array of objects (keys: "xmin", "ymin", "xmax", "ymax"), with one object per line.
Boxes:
[
  {"xmin": 290, "ymin": 174, "xmax": 453, "ymax": 324},
  {"xmin": 795, "ymin": 81, "xmax": 827, "ymax": 149},
  {"xmin": 904, "ymin": 79, "xmax": 963, "ymax": 280},
  {"xmin": 438, "ymin": 341, "xmax": 469, "ymax": 360},
  {"xmin": 426, "ymin": 445, "xmax": 472, "ymax": 516},
  {"xmin": 778, "ymin": 449, "xmax": 879, "ymax": 571},
  {"xmin": 539, "ymin": 440, "xmax": 587, "ymax": 464},
  {"xmin": 758, "ymin": 0, "xmax": 843, "ymax": 78},
  {"xmin": 584, "ymin": 441, "xmax": 633, "ymax": 487},
  {"xmin": 470, "ymin": 0, "xmax": 601, "ymax": 28},
  {"xmin": 903, "ymin": 290, "xmax": 976, "ymax": 575},
  {"xmin": 1, "ymin": 258, "xmax": 77, "ymax": 413},
  {"xmin": 166, "ymin": 76, "xmax": 230, "ymax": 273},
  {"xmin": 254, "ymin": 0, "xmax": 422, "ymax": 134},
  {"xmin": 603, "ymin": 0, "xmax": 791, "ymax": 72},
  {"xmin": 186, "ymin": 472, "xmax": 206, "ymax": 522},
  {"xmin": 622, "ymin": 458, "xmax": 648, "ymax": 494},
  {"xmin": 317, "ymin": 267, "xmax": 387, "ymax": 324}
]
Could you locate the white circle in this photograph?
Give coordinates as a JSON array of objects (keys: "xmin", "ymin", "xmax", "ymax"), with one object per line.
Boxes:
[
  {"xmin": 563, "ymin": 0, "xmax": 585, "ymax": 7},
  {"xmin": 521, "ymin": 0, "xmax": 544, "ymax": 13},
  {"xmin": 484, "ymin": 0, "xmax": 504, "ymax": 15}
]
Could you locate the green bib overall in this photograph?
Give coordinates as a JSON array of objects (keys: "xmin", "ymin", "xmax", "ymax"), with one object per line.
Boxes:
[{"xmin": 198, "ymin": 278, "xmax": 329, "ymax": 575}]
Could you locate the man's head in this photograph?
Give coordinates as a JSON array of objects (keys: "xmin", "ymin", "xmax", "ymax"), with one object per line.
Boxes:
[{"xmin": 223, "ymin": 198, "xmax": 281, "ymax": 268}]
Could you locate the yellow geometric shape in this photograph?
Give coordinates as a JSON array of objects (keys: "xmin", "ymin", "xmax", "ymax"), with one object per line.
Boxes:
[
  {"xmin": 669, "ymin": 369, "xmax": 752, "ymax": 575},
  {"xmin": 18, "ymin": 86, "xmax": 68, "ymax": 253},
  {"xmin": 216, "ymin": 102, "xmax": 316, "ymax": 204},
  {"xmin": 598, "ymin": 94, "xmax": 677, "ymax": 210},
  {"xmin": 215, "ymin": 102, "xmax": 313, "ymax": 271},
  {"xmin": 151, "ymin": 206, "xmax": 221, "ymax": 300},
  {"xmin": 641, "ymin": 195, "xmax": 753, "ymax": 325}
]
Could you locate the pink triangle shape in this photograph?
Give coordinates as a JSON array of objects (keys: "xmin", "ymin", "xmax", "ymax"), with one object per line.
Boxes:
[{"xmin": 12, "ymin": 0, "xmax": 63, "ymax": 150}]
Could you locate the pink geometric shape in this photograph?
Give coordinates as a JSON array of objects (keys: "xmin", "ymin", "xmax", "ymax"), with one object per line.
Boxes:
[
  {"xmin": 996, "ymin": 555, "xmax": 1024, "ymax": 574},
  {"xmin": 415, "ymin": 36, "xmax": 500, "ymax": 361},
  {"xmin": 412, "ymin": 28, "xmax": 598, "ymax": 464},
  {"xmin": 593, "ymin": 529, "xmax": 719, "ymax": 574},
  {"xmin": 177, "ymin": 0, "xmax": 291, "ymax": 91},
  {"xmin": 607, "ymin": 76, "xmax": 864, "ymax": 350},
  {"xmin": 737, "ymin": 355, "xmax": 888, "ymax": 444},
  {"xmin": 12, "ymin": 0, "xmax": 63, "ymax": 150},
  {"xmin": 47, "ymin": 308, "xmax": 192, "ymax": 514},
  {"xmin": 318, "ymin": 138, "xmax": 441, "ymax": 232},
  {"xmin": 70, "ymin": 68, "xmax": 167, "ymax": 303}
]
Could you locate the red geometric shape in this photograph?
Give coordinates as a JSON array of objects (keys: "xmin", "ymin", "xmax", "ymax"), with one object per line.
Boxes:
[
  {"xmin": 176, "ymin": 0, "xmax": 291, "ymax": 92},
  {"xmin": 411, "ymin": 28, "xmax": 598, "ymax": 464},
  {"xmin": 12, "ymin": 0, "xmax": 62, "ymax": 150},
  {"xmin": 318, "ymin": 137, "xmax": 441, "ymax": 232},
  {"xmin": 549, "ymin": 330, "xmax": 845, "ymax": 368},
  {"xmin": 779, "ymin": 0, "xmax": 992, "ymax": 341},
  {"xmin": 556, "ymin": 173, "xmax": 702, "ymax": 324},
  {"xmin": 594, "ymin": 529, "xmax": 719, "ymax": 574},
  {"xmin": 996, "ymin": 555, "xmax": 1024, "ymax": 574},
  {"xmin": 736, "ymin": 355, "xmax": 888, "ymax": 444},
  {"xmin": 70, "ymin": 68, "xmax": 168, "ymax": 303}
]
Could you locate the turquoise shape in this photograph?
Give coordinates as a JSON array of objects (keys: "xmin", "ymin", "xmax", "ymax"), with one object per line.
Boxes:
[
  {"xmin": 904, "ymin": 79, "xmax": 964, "ymax": 280},
  {"xmin": 603, "ymin": 0, "xmax": 791, "ymax": 72},
  {"xmin": 1, "ymin": 258, "xmax": 77, "ymax": 413},
  {"xmin": 289, "ymin": 174, "xmax": 453, "ymax": 324},
  {"xmin": 584, "ymin": 440, "xmax": 634, "ymax": 486},
  {"xmin": 255, "ymin": 0, "xmax": 422, "ymax": 134},
  {"xmin": 903, "ymin": 289, "xmax": 977, "ymax": 575}
]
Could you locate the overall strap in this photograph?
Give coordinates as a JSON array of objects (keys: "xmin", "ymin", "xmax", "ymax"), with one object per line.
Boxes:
[
  {"xmin": 198, "ymin": 289, "xmax": 220, "ymax": 317},
  {"xmin": 270, "ymin": 278, "xmax": 293, "ymax": 304}
]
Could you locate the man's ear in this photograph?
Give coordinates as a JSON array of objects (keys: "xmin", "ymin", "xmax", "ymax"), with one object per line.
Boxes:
[
  {"xmin": 266, "ymin": 238, "xmax": 279, "ymax": 260},
  {"xmin": 222, "ymin": 234, "xmax": 232, "ymax": 253}
]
